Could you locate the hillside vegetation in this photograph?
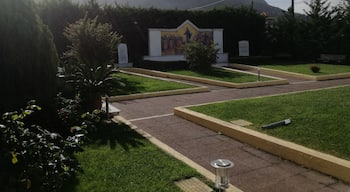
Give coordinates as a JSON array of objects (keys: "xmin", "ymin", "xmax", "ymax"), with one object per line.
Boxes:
[{"xmin": 71, "ymin": 0, "xmax": 285, "ymax": 15}]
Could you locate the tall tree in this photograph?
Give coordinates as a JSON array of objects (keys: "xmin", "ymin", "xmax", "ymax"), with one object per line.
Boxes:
[
  {"xmin": 265, "ymin": 11, "xmax": 301, "ymax": 57},
  {"xmin": 37, "ymin": 0, "xmax": 84, "ymax": 55},
  {"xmin": 0, "ymin": 0, "xmax": 59, "ymax": 112},
  {"xmin": 338, "ymin": 0, "xmax": 350, "ymax": 59},
  {"xmin": 303, "ymin": 0, "xmax": 333, "ymax": 57}
]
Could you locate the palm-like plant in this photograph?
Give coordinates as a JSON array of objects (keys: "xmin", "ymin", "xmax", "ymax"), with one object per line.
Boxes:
[
  {"xmin": 70, "ymin": 63, "xmax": 119, "ymax": 109},
  {"xmin": 62, "ymin": 15, "xmax": 122, "ymax": 110}
]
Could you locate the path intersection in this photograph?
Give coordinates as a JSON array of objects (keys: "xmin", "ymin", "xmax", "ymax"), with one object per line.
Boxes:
[{"xmin": 112, "ymin": 67, "xmax": 350, "ymax": 192}]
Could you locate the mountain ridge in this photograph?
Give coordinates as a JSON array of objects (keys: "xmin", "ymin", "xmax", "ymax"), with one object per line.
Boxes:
[{"xmin": 73, "ymin": 0, "xmax": 286, "ymax": 16}]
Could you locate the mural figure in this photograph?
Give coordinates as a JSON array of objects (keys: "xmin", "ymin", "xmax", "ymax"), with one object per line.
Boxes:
[{"xmin": 184, "ymin": 27, "xmax": 192, "ymax": 43}]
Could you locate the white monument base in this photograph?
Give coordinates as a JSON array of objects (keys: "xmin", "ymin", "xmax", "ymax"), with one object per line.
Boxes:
[
  {"xmin": 116, "ymin": 63, "xmax": 133, "ymax": 68},
  {"xmin": 217, "ymin": 53, "xmax": 229, "ymax": 63},
  {"xmin": 143, "ymin": 55, "xmax": 185, "ymax": 62},
  {"xmin": 143, "ymin": 53, "xmax": 228, "ymax": 63},
  {"xmin": 102, "ymin": 101, "xmax": 120, "ymax": 116}
]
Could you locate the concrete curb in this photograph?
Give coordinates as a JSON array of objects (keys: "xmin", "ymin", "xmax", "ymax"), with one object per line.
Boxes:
[
  {"xmin": 122, "ymin": 68, "xmax": 288, "ymax": 89},
  {"xmin": 174, "ymin": 107, "xmax": 350, "ymax": 184},
  {"xmin": 108, "ymin": 86, "xmax": 210, "ymax": 102},
  {"xmin": 113, "ymin": 116, "xmax": 243, "ymax": 192},
  {"xmin": 175, "ymin": 177, "xmax": 212, "ymax": 192},
  {"xmin": 107, "ymin": 70, "xmax": 210, "ymax": 102},
  {"xmin": 230, "ymin": 63, "xmax": 350, "ymax": 81}
]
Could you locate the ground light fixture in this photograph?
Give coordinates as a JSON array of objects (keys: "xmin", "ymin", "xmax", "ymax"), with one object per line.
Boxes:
[
  {"xmin": 210, "ymin": 159, "xmax": 234, "ymax": 191},
  {"xmin": 262, "ymin": 118, "xmax": 292, "ymax": 129}
]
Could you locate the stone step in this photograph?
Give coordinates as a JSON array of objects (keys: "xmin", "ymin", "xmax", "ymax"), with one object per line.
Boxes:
[{"xmin": 102, "ymin": 101, "xmax": 120, "ymax": 116}]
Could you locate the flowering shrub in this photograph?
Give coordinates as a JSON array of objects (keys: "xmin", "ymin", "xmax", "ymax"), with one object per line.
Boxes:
[{"xmin": 0, "ymin": 102, "xmax": 84, "ymax": 191}]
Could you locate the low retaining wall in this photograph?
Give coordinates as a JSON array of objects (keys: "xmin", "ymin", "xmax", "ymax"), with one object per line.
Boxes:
[
  {"xmin": 174, "ymin": 107, "xmax": 350, "ymax": 184},
  {"xmin": 108, "ymin": 86, "xmax": 209, "ymax": 102},
  {"xmin": 230, "ymin": 63, "xmax": 350, "ymax": 81},
  {"xmin": 123, "ymin": 68, "xmax": 288, "ymax": 88}
]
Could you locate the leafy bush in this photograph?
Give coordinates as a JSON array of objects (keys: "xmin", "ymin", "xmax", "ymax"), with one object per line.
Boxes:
[
  {"xmin": 56, "ymin": 93, "xmax": 106, "ymax": 136},
  {"xmin": 63, "ymin": 15, "xmax": 121, "ymax": 69},
  {"xmin": 183, "ymin": 42, "xmax": 219, "ymax": 71},
  {"xmin": 0, "ymin": 102, "xmax": 84, "ymax": 192},
  {"xmin": 56, "ymin": 94, "xmax": 84, "ymax": 133}
]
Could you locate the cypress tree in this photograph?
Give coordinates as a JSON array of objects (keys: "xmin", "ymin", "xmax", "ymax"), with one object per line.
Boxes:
[{"xmin": 0, "ymin": 0, "xmax": 59, "ymax": 112}]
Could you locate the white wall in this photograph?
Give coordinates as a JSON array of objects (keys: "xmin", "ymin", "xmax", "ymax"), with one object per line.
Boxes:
[
  {"xmin": 147, "ymin": 22, "xmax": 228, "ymax": 63},
  {"xmin": 149, "ymin": 30, "xmax": 161, "ymax": 56},
  {"xmin": 213, "ymin": 29, "xmax": 224, "ymax": 54}
]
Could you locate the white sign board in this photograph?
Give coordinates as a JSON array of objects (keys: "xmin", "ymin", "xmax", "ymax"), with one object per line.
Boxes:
[
  {"xmin": 239, "ymin": 40, "xmax": 249, "ymax": 57},
  {"xmin": 118, "ymin": 43, "xmax": 128, "ymax": 64}
]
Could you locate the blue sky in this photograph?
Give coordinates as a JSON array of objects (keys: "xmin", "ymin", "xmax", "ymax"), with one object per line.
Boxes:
[{"xmin": 265, "ymin": 0, "xmax": 343, "ymax": 14}]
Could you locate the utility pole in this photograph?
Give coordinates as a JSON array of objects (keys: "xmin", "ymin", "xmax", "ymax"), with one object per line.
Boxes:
[{"xmin": 291, "ymin": 0, "xmax": 295, "ymax": 59}]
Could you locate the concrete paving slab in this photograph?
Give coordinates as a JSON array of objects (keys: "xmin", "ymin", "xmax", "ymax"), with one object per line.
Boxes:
[
  {"xmin": 175, "ymin": 177, "xmax": 212, "ymax": 192},
  {"xmin": 231, "ymin": 119, "xmax": 253, "ymax": 127}
]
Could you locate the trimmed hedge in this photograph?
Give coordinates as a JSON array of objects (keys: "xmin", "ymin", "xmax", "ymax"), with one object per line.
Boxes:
[{"xmin": 37, "ymin": 1, "xmax": 266, "ymax": 64}]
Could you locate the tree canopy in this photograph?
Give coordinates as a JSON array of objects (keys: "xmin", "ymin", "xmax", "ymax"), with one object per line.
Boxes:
[{"xmin": 266, "ymin": 0, "xmax": 350, "ymax": 61}]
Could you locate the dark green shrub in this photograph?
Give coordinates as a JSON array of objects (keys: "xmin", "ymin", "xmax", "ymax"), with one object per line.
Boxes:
[
  {"xmin": 55, "ymin": 93, "xmax": 107, "ymax": 136},
  {"xmin": 310, "ymin": 64, "xmax": 321, "ymax": 73},
  {"xmin": 36, "ymin": 0, "xmax": 84, "ymax": 55},
  {"xmin": 56, "ymin": 94, "xmax": 83, "ymax": 134},
  {"xmin": 0, "ymin": 0, "xmax": 59, "ymax": 112},
  {"xmin": 38, "ymin": 3, "xmax": 265, "ymax": 64},
  {"xmin": 183, "ymin": 42, "xmax": 219, "ymax": 71},
  {"xmin": 0, "ymin": 102, "xmax": 84, "ymax": 192},
  {"xmin": 230, "ymin": 56, "xmax": 273, "ymax": 65}
]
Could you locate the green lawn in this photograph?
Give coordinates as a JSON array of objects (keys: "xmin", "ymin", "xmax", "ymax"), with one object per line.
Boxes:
[
  {"xmin": 261, "ymin": 64, "xmax": 350, "ymax": 75},
  {"xmin": 61, "ymin": 122, "xmax": 199, "ymax": 192},
  {"xmin": 189, "ymin": 86, "xmax": 350, "ymax": 160},
  {"xmin": 168, "ymin": 68, "xmax": 272, "ymax": 83},
  {"xmin": 110, "ymin": 72, "xmax": 195, "ymax": 95}
]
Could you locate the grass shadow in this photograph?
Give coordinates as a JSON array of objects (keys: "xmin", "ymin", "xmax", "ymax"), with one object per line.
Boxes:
[
  {"xmin": 58, "ymin": 175, "xmax": 79, "ymax": 192},
  {"xmin": 201, "ymin": 68, "xmax": 233, "ymax": 76},
  {"xmin": 59, "ymin": 122, "xmax": 146, "ymax": 192},
  {"xmin": 109, "ymin": 76, "xmax": 146, "ymax": 96},
  {"xmin": 196, "ymin": 68, "xmax": 255, "ymax": 79},
  {"xmin": 87, "ymin": 121, "xmax": 145, "ymax": 151}
]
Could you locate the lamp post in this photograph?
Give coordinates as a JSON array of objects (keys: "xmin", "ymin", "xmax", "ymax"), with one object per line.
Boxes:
[{"xmin": 210, "ymin": 159, "xmax": 234, "ymax": 191}]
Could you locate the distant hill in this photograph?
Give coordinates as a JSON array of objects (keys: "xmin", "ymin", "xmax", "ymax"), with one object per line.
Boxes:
[{"xmin": 72, "ymin": 0, "xmax": 286, "ymax": 16}]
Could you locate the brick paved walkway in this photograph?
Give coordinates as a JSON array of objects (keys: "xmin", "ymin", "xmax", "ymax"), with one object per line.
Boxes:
[{"xmin": 112, "ymin": 71, "xmax": 350, "ymax": 192}]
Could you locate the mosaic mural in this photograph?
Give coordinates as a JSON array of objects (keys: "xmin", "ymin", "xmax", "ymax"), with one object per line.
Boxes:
[{"xmin": 161, "ymin": 22, "xmax": 213, "ymax": 56}]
